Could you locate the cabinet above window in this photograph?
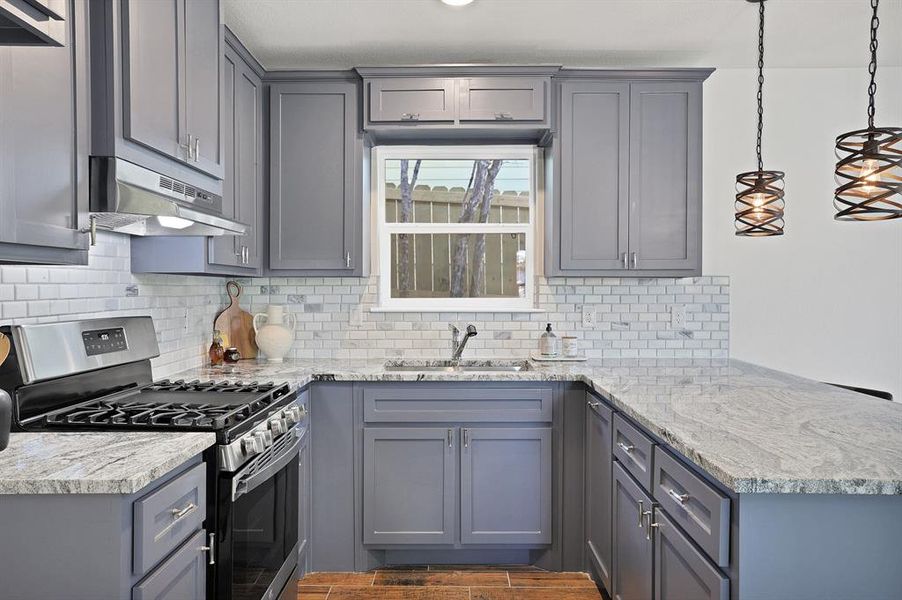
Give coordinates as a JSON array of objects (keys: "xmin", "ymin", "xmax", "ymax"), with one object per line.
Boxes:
[{"xmin": 357, "ymin": 66, "xmax": 559, "ymax": 144}]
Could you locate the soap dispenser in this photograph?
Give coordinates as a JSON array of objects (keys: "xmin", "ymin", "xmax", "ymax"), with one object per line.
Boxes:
[{"xmin": 540, "ymin": 323, "xmax": 559, "ymax": 357}]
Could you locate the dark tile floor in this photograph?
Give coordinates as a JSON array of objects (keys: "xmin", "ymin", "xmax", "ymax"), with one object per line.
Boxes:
[{"xmin": 298, "ymin": 566, "xmax": 604, "ymax": 599}]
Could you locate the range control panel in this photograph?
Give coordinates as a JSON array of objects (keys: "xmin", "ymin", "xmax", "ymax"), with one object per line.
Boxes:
[{"xmin": 82, "ymin": 328, "xmax": 128, "ymax": 356}]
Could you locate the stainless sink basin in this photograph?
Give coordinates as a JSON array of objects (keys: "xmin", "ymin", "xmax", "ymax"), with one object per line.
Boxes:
[{"xmin": 384, "ymin": 360, "xmax": 531, "ymax": 373}]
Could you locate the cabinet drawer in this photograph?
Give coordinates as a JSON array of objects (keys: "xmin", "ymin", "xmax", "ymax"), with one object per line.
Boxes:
[
  {"xmin": 458, "ymin": 77, "xmax": 546, "ymax": 122},
  {"xmin": 653, "ymin": 447, "xmax": 730, "ymax": 567},
  {"xmin": 133, "ymin": 463, "xmax": 206, "ymax": 576},
  {"xmin": 368, "ymin": 78, "xmax": 456, "ymax": 123},
  {"xmin": 133, "ymin": 529, "xmax": 207, "ymax": 600},
  {"xmin": 654, "ymin": 509, "xmax": 729, "ymax": 600},
  {"xmin": 613, "ymin": 415, "xmax": 655, "ymax": 492},
  {"xmin": 363, "ymin": 385, "xmax": 552, "ymax": 423}
]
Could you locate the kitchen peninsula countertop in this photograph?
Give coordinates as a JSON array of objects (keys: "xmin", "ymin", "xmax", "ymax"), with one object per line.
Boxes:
[
  {"xmin": 0, "ymin": 432, "xmax": 215, "ymax": 495},
  {"xmin": 174, "ymin": 357, "xmax": 902, "ymax": 496}
]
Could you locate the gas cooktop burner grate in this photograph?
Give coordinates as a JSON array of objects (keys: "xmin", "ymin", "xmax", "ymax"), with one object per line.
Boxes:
[{"xmin": 41, "ymin": 379, "xmax": 293, "ymax": 431}]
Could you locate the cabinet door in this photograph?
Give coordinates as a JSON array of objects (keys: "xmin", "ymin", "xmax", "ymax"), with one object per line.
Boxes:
[
  {"xmin": 368, "ymin": 78, "xmax": 456, "ymax": 123},
  {"xmin": 183, "ymin": 0, "xmax": 223, "ymax": 178},
  {"xmin": 363, "ymin": 427, "xmax": 456, "ymax": 545},
  {"xmin": 628, "ymin": 82, "xmax": 701, "ymax": 272},
  {"xmin": 558, "ymin": 81, "xmax": 630, "ymax": 271},
  {"xmin": 209, "ymin": 47, "xmax": 240, "ymax": 268},
  {"xmin": 585, "ymin": 398, "xmax": 614, "ymax": 592},
  {"xmin": 460, "ymin": 427, "xmax": 552, "ymax": 545},
  {"xmin": 612, "ymin": 461, "xmax": 654, "ymax": 600},
  {"xmin": 121, "ymin": 0, "xmax": 185, "ymax": 163},
  {"xmin": 132, "ymin": 529, "xmax": 207, "ymax": 600},
  {"xmin": 458, "ymin": 77, "xmax": 546, "ymax": 122},
  {"xmin": 0, "ymin": 0, "xmax": 88, "ymax": 260},
  {"xmin": 270, "ymin": 81, "xmax": 359, "ymax": 272},
  {"xmin": 654, "ymin": 509, "xmax": 729, "ymax": 600}
]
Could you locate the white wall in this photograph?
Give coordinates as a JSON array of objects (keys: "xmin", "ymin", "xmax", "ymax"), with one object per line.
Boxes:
[{"xmin": 703, "ymin": 67, "xmax": 902, "ymax": 400}]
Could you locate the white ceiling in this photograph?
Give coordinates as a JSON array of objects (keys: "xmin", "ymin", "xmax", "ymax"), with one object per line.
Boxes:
[{"xmin": 223, "ymin": 0, "xmax": 902, "ymax": 71}]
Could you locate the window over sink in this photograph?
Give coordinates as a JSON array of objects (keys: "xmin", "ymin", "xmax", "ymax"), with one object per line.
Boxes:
[{"xmin": 373, "ymin": 145, "xmax": 541, "ymax": 312}]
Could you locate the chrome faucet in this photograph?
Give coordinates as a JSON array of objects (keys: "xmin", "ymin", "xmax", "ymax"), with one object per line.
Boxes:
[{"xmin": 449, "ymin": 324, "xmax": 478, "ymax": 361}]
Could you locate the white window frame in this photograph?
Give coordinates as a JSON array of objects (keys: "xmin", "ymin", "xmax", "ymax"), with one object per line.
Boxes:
[{"xmin": 372, "ymin": 145, "xmax": 541, "ymax": 312}]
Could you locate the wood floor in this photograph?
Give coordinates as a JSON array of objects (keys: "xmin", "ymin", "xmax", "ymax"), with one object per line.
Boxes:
[{"xmin": 298, "ymin": 566, "xmax": 604, "ymax": 599}]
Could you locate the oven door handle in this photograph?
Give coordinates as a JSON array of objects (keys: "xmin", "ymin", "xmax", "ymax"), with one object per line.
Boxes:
[{"xmin": 232, "ymin": 433, "xmax": 301, "ymax": 501}]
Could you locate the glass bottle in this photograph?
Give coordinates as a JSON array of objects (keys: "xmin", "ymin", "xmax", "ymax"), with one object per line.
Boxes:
[
  {"xmin": 540, "ymin": 323, "xmax": 559, "ymax": 357},
  {"xmin": 209, "ymin": 330, "xmax": 225, "ymax": 367}
]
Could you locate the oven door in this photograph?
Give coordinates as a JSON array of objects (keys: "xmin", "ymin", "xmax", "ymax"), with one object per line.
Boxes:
[{"xmin": 217, "ymin": 428, "xmax": 300, "ymax": 600}]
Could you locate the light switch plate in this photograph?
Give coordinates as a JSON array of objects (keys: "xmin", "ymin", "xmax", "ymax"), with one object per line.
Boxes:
[
  {"xmin": 670, "ymin": 305, "xmax": 687, "ymax": 329},
  {"xmin": 581, "ymin": 306, "xmax": 596, "ymax": 328}
]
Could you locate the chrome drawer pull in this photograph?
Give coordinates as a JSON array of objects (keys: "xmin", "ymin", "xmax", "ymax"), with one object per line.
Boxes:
[
  {"xmin": 587, "ymin": 400, "xmax": 600, "ymax": 408},
  {"xmin": 494, "ymin": 112, "xmax": 513, "ymax": 120},
  {"xmin": 667, "ymin": 488, "xmax": 690, "ymax": 504},
  {"xmin": 170, "ymin": 502, "xmax": 196, "ymax": 520},
  {"xmin": 154, "ymin": 502, "xmax": 197, "ymax": 542},
  {"xmin": 617, "ymin": 441, "xmax": 635, "ymax": 454},
  {"xmin": 400, "ymin": 113, "xmax": 420, "ymax": 121}
]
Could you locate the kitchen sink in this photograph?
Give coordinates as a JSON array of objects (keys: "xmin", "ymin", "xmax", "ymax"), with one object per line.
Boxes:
[{"xmin": 384, "ymin": 360, "xmax": 531, "ymax": 373}]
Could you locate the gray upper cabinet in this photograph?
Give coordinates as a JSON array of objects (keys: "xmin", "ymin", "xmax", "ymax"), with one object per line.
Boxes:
[
  {"xmin": 628, "ymin": 82, "xmax": 701, "ymax": 272},
  {"xmin": 363, "ymin": 427, "xmax": 457, "ymax": 545},
  {"xmin": 458, "ymin": 77, "xmax": 546, "ymax": 122},
  {"xmin": 91, "ymin": 0, "xmax": 223, "ymax": 189},
  {"xmin": 653, "ymin": 508, "xmax": 729, "ymax": 600},
  {"xmin": 269, "ymin": 80, "xmax": 363, "ymax": 274},
  {"xmin": 585, "ymin": 397, "xmax": 614, "ymax": 591},
  {"xmin": 549, "ymin": 71, "xmax": 710, "ymax": 277},
  {"xmin": 460, "ymin": 427, "xmax": 552, "ymax": 545},
  {"xmin": 121, "ymin": 0, "xmax": 182, "ymax": 163},
  {"xmin": 368, "ymin": 77, "xmax": 456, "ymax": 123},
  {"xmin": 612, "ymin": 461, "xmax": 654, "ymax": 600},
  {"xmin": 0, "ymin": 0, "xmax": 67, "ymax": 45},
  {"xmin": 0, "ymin": 0, "xmax": 88, "ymax": 265},
  {"xmin": 558, "ymin": 81, "xmax": 630, "ymax": 271}
]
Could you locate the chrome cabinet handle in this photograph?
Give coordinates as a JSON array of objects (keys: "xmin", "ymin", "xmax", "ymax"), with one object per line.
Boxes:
[
  {"xmin": 642, "ymin": 509, "xmax": 654, "ymax": 539},
  {"xmin": 617, "ymin": 441, "xmax": 635, "ymax": 454},
  {"xmin": 193, "ymin": 136, "xmax": 200, "ymax": 162},
  {"xmin": 587, "ymin": 400, "xmax": 600, "ymax": 409},
  {"xmin": 345, "ymin": 251, "xmax": 351, "ymax": 268},
  {"xmin": 638, "ymin": 499, "xmax": 645, "ymax": 527},
  {"xmin": 170, "ymin": 502, "xmax": 196, "ymax": 520},
  {"xmin": 400, "ymin": 113, "xmax": 420, "ymax": 121},
  {"xmin": 154, "ymin": 502, "xmax": 197, "ymax": 541},
  {"xmin": 631, "ymin": 252, "xmax": 638, "ymax": 269},
  {"xmin": 199, "ymin": 532, "xmax": 215, "ymax": 565},
  {"xmin": 447, "ymin": 428, "xmax": 453, "ymax": 448},
  {"xmin": 494, "ymin": 112, "xmax": 513, "ymax": 120},
  {"xmin": 180, "ymin": 134, "xmax": 195, "ymax": 161},
  {"xmin": 667, "ymin": 488, "xmax": 690, "ymax": 504},
  {"xmin": 622, "ymin": 252, "xmax": 629, "ymax": 269},
  {"xmin": 463, "ymin": 428, "xmax": 469, "ymax": 449},
  {"xmin": 647, "ymin": 518, "xmax": 662, "ymax": 540}
]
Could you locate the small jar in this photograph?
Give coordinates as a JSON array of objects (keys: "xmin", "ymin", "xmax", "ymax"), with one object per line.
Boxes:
[
  {"xmin": 224, "ymin": 347, "xmax": 241, "ymax": 364},
  {"xmin": 561, "ymin": 336, "xmax": 578, "ymax": 358}
]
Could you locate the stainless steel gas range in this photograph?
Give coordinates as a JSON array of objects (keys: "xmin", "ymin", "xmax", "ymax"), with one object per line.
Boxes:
[{"xmin": 0, "ymin": 316, "xmax": 303, "ymax": 600}]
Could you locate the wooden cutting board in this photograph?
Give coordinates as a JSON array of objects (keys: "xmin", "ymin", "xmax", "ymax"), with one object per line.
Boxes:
[
  {"xmin": 213, "ymin": 281, "xmax": 257, "ymax": 359},
  {"xmin": 0, "ymin": 332, "xmax": 9, "ymax": 368}
]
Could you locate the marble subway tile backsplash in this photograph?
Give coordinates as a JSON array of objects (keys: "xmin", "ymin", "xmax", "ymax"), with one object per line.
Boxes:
[
  {"xmin": 0, "ymin": 232, "xmax": 225, "ymax": 378},
  {"xmin": 237, "ymin": 275, "xmax": 730, "ymax": 361}
]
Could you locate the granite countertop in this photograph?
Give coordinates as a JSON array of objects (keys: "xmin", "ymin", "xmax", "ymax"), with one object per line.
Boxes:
[
  {"xmin": 0, "ymin": 432, "xmax": 216, "ymax": 495},
  {"xmin": 175, "ymin": 357, "xmax": 902, "ymax": 496}
]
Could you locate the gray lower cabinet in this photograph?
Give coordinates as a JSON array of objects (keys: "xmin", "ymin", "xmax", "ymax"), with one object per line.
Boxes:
[
  {"xmin": 269, "ymin": 80, "xmax": 363, "ymax": 274},
  {"xmin": 132, "ymin": 530, "xmax": 207, "ymax": 600},
  {"xmin": 585, "ymin": 396, "xmax": 614, "ymax": 591},
  {"xmin": 460, "ymin": 427, "xmax": 552, "ymax": 545},
  {"xmin": 363, "ymin": 426, "xmax": 457, "ymax": 545},
  {"xmin": 654, "ymin": 508, "xmax": 728, "ymax": 600},
  {"xmin": 550, "ymin": 72, "xmax": 710, "ymax": 277},
  {"xmin": 297, "ymin": 429, "xmax": 311, "ymax": 576},
  {"xmin": 0, "ymin": 0, "xmax": 89, "ymax": 265},
  {"xmin": 612, "ymin": 461, "xmax": 654, "ymax": 600}
]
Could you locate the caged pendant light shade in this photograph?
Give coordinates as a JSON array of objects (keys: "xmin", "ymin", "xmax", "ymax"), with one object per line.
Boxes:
[
  {"xmin": 735, "ymin": 0, "xmax": 785, "ymax": 237},
  {"xmin": 834, "ymin": 0, "xmax": 902, "ymax": 221}
]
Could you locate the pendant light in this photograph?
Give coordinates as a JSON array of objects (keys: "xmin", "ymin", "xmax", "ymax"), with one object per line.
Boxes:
[
  {"xmin": 735, "ymin": 0, "xmax": 785, "ymax": 237},
  {"xmin": 834, "ymin": 0, "xmax": 902, "ymax": 221}
]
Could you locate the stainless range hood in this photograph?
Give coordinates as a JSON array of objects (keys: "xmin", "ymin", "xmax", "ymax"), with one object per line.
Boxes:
[{"xmin": 89, "ymin": 157, "xmax": 248, "ymax": 237}]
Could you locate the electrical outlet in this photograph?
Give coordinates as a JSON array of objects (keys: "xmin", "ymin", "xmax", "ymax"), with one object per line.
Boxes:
[
  {"xmin": 670, "ymin": 305, "xmax": 687, "ymax": 330},
  {"xmin": 581, "ymin": 306, "xmax": 596, "ymax": 328}
]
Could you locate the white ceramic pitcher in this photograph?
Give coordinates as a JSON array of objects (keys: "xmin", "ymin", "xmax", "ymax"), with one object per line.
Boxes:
[{"xmin": 252, "ymin": 305, "xmax": 296, "ymax": 363}]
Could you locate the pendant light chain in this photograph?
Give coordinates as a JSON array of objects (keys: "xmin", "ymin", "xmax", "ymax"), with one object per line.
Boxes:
[
  {"xmin": 867, "ymin": 0, "xmax": 879, "ymax": 130},
  {"xmin": 756, "ymin": 0, "xmax": 765, "ymax": 171}
]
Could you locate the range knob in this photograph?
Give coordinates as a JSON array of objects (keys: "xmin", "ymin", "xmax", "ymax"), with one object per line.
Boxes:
[
  {"xmin": 241, "ymin": 436, "xmax": 261, "ymax": 456},
  {"xmin": 283, "ymin": 406, "xmax": 301, "ymax": 425},
  {"xmin": 268, "ymin": 418, "xmax": 285, "ymax": 436},
  {"xmin": 254, "ymin": 430, "xmax": 272, "ymax": 449}
]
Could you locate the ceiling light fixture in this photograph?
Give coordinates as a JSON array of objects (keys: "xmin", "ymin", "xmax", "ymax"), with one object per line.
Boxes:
[
  {"xmin": 441, "ymin": 0, "xmax": 474, "ymax": 6},
  {"xmin": 735, "ymin": 0, "xmax": 785, "ymax": 237},
  {"xmin": 834, "ymin": 0, "xmax": 902, "ymax": 221}
]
